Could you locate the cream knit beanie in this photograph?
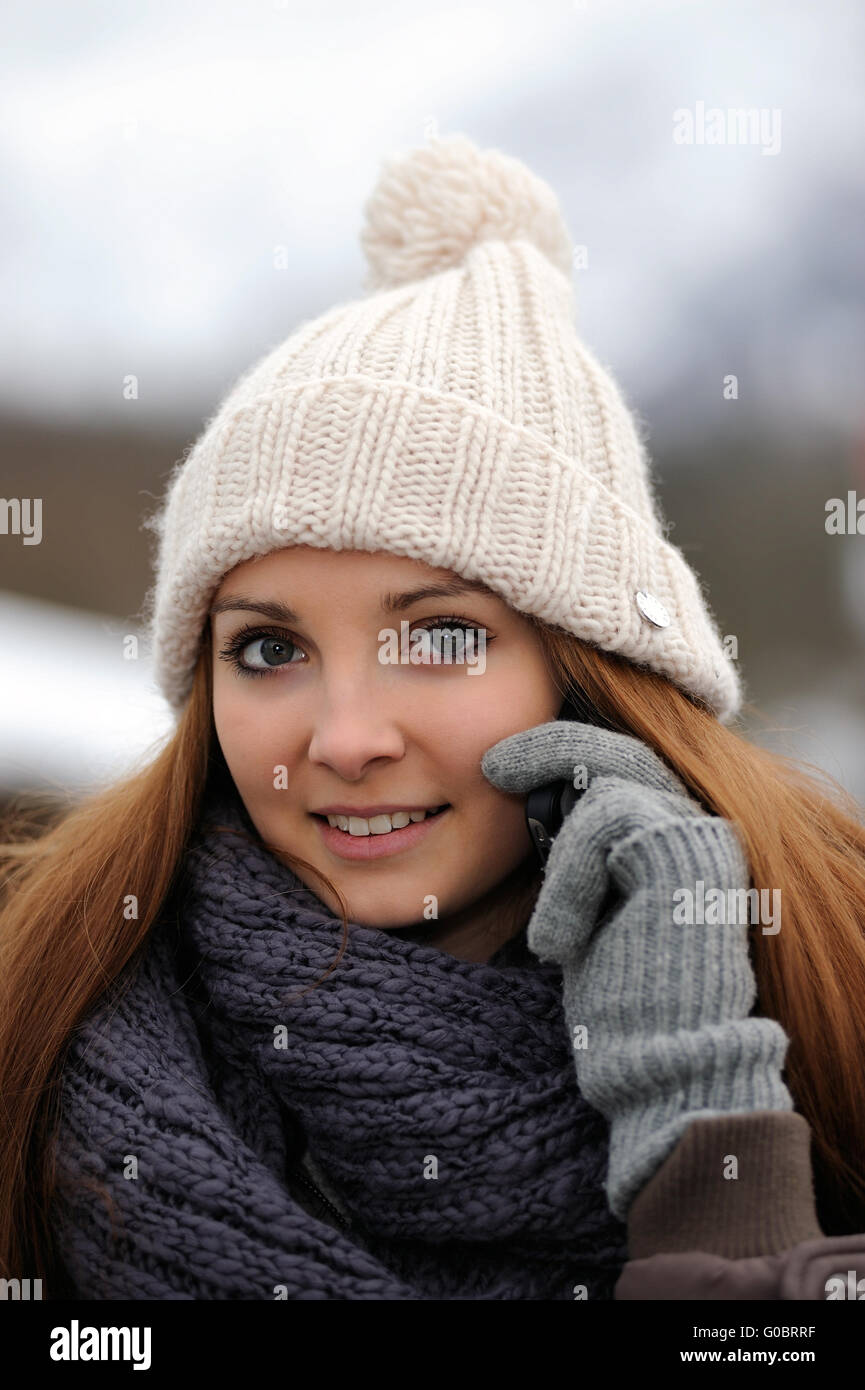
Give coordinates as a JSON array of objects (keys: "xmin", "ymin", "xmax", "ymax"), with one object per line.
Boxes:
[{"xmin": 142, "ymin": 133, "xmax": 742, "ymax": 723}]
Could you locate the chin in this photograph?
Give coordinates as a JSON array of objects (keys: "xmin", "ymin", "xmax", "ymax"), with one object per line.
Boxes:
[
  {"xmin": 335, "ymin": 879, "xmax": 454, "ymax": 931},
  {"xmin": 335, "ymin": 894, "xmax": 432, "ymax": 931}
]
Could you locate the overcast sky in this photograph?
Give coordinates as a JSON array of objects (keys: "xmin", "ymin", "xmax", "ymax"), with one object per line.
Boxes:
[{"xmin": 2, "ymin": 0, "xmax": 863, "ymax": 440}]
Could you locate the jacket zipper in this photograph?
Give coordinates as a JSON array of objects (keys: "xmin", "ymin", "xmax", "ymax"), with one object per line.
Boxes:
[{"xmin": 291, "ymin": 1162, "xmax": 353, "ymax": 1231}]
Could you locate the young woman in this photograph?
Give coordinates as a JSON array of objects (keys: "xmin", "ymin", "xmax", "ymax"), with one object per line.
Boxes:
[{"xmin": 2, "ymin": 134, "xmax": 865, "ymax": 1302}]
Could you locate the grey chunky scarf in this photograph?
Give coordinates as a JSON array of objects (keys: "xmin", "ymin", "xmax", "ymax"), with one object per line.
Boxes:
[{"xmin": 52, "ymin": 786, "xmax": 629, "ymax": 1300}]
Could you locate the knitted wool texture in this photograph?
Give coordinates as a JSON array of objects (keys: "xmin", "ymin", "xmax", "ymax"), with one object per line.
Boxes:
[
  {"xmin": 141, "ymin": 132, "xmax": 742, "ymax": 721},
  {"xmin": 51, "ymin": 786, "xmax": 629, "ymax": 1301},
  {"xmin": 480, "ymin": 719, "xmax": 796, "ymax": 1221}
]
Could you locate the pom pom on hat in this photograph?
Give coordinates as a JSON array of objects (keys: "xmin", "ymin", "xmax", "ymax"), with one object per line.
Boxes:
[{"xmin": 360, "ymin": 132, "xmax": 575, "ymax": 291}]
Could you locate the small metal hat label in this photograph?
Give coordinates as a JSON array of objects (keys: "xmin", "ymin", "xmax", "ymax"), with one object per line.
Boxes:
[{"xmin": 635, "ymin": 589, "xmax": 671, "ymax": 627}]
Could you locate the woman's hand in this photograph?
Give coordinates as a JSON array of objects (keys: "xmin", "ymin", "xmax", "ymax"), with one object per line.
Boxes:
[
  {"xmin": 480, "ymin": 717, "xmax": 727, "ymax": 961},
  {"xmin": 480, "ymin": 718, "xmax": 794, "ymax": 1229}
]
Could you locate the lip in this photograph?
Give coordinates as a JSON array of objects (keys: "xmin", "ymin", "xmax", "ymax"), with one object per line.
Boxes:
[
  {"xmin": 312, "ymin": 803, "xmax": 446, "ymax": 817},
  {"xmin": 311, "ymin": 805, "xmax": 451, "ymax": 861}
]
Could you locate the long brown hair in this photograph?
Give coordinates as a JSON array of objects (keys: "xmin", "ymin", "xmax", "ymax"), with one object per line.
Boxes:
[{"xmin": 2, "ymin": 620, "xmax": 865, "ymax": 1291}]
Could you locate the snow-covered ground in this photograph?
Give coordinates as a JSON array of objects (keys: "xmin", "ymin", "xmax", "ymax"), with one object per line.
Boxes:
[{"xmin": 0, "ymin": 591, "xmax": 174, "ymax": 796}]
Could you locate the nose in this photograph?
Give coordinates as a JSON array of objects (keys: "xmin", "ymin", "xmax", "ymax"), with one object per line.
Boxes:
[{"xmin": 306, "ymin": 676, "xmax": 407, "ymax": 782}]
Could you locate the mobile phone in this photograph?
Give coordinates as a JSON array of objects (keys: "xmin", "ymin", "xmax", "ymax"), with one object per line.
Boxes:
[{"xmin": 525, "ymin": 689, "xmax": 607, "ymax": 869}]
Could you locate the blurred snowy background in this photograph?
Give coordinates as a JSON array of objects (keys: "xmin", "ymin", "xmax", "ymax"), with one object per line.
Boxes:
[{"xmin": 1, "ymin": 0, "xmax": 863, "ymax": 806}]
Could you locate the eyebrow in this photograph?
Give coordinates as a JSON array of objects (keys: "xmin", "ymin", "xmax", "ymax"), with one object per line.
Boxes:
[{"xmin": 208, "ymin": 576, "xmax": 500, "ymax": 624}]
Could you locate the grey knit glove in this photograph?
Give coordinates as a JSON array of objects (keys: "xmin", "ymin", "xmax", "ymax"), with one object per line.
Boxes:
[{"xmin": 480, "ymin": 719, "xmax": 793, "ymax": 1222}]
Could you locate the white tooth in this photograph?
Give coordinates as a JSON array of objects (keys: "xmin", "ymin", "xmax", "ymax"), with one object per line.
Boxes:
[{"xmin": 329, "ymin": 808, "xmax": 440, "ymax": 836}]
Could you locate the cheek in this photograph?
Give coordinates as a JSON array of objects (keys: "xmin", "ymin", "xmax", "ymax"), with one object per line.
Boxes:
[
  {"xmin": 428, "ymin": 793, "xmax": 534, "ymax": 921},
  {"xmin": 212, "ymin": 683, "xmax": 280, "ymax": 788},
  {"xmin": 464, "ymin": 782, "xmax": 531, "ymax": 861},
  {"xmin": 420, "ymin": 684, "xmax": 553, "ymax": 808},
  {"xmin": 435, "ymin": 652, "xmax": 558, "ymax": 738}
]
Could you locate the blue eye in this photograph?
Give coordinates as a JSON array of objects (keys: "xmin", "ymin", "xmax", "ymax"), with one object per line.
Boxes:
[
  {"xmin": 243, "ymin": 635, "xmax": 299, "ymax": 670},
  {"xmin": 217, "ymin": 615, "xmax": 494, "ymax": 681},
  {"xmin": 218, "ymin": 626, "xmax": 303, "ymax": 679},
  {"xmin": 414, "ymin": 618, "xmax": 486, "ymax": 660}
]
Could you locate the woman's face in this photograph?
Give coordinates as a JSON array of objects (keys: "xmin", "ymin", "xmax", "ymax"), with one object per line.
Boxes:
[{"xmin": 210, "ymin": 546, "xmax": 563, "ymax": 935}]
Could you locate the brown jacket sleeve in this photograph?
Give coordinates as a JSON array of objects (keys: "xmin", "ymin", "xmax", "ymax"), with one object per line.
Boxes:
[{"xmin": 626, "ymin": 1110, "xmax": 824, "ymax": 1260}]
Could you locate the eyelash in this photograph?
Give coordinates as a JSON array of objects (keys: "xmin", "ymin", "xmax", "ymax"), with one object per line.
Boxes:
[{"xmin": 217, "ymin": 616, "xmax": 495, "ymax": 680}]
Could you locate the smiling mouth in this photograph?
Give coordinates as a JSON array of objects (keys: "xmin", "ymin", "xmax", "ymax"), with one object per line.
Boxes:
[
  {"xmin": 310, "ymin": 804, "xmax": 453, "ymax": 861},
  {"xmin": 311, "ymin": 805, "xmax": 451, "ymax": 837}
]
